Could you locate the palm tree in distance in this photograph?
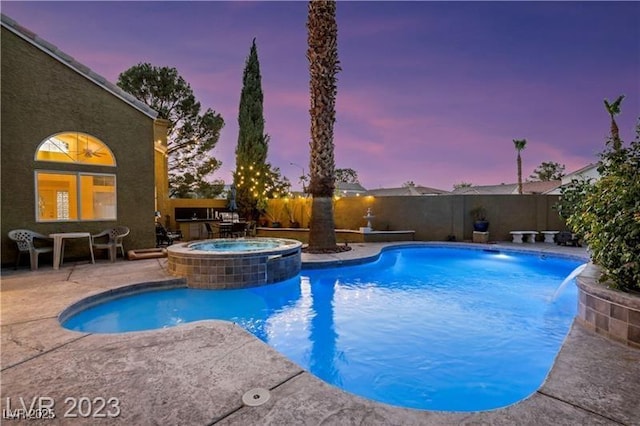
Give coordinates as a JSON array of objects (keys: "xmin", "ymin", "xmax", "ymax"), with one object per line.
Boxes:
[
  {"xmin": 513, "ymin": 139, "xmax": 527, "ymax": 194},
  {"xmin": 306, "ymin": 0, "xmax": 342, "ymax": 252},
  {"xmin": 604, "ymin": 95, "xmax": 624, "ymax": 150}
]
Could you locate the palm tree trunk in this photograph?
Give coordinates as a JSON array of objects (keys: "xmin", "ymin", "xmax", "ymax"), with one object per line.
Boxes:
[
  {"xmin": 307, "ymin": 0, "xmax": 339, "ymax": 251},
  {"xmin": 517, "ymin": 153, "xmax": 523, "ymax": 194},
  {"xmin": 513, "ymin": 139, "xmax": 527, "ymax": 195},
  {"xmin": 611, "ymin": 118, "xmax": 621, "ymax": 150}
]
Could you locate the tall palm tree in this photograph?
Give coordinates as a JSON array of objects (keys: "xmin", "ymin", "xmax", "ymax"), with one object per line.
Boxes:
[
  {"xmin": 513, "ymin": 138, "xmax": 527, "ymax": 194},
  {"xmin": 604, "ymin": 95, "xmax": 624, "ymax": 150},
  {"xmin": 306, "ymin": 0, "xmax": 340, "ymax": 251}
]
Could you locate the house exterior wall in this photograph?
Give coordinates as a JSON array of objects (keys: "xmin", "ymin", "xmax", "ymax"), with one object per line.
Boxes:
[
  {"xmin": 1, "ymin": 27, "xmax": 157, "ymax": 265},
  {"xmin": 547, "ymin": 164, "xmax": 600, "ymax": 195}
]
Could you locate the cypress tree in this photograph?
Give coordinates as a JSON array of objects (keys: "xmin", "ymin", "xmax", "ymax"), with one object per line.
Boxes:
[{"xmin": 234, "ymin": 38, "xmax": 269, "ymax": 219}]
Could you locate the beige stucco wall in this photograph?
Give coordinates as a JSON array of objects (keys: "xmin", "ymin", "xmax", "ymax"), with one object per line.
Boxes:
[
  {"xmin": 263, "ymin": 194, "xmax": 568, "ymax": 242},
  {"xmin": 1, "ymin": 27, "xmax": 157, "ymax": 265},
  {"xmin": 154, "ymin": 118, "xmax": 170, "ymax": 216}
]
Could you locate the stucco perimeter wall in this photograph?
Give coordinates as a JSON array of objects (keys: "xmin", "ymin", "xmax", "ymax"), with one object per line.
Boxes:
[
  {"xmin": 264, "ymin": 194, "xmax": 567, "ymax": 242},
  {"xmin": 1, "ymin": 28, "xmax": 157, "ymax": 264}
]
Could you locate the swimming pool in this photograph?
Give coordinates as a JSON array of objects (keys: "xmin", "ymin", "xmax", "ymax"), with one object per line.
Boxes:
[{"xmin": 62, "ymin": 246, "xmax": 584, "ymax": 412}]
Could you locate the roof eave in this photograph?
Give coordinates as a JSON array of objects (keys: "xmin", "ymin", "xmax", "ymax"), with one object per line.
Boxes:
[{"xmin": 1, "ymin": 14, "xmax": 158, "ymax": 120}]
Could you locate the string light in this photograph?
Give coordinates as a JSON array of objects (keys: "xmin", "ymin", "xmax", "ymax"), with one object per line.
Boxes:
[{"xmin": 234, "ymin": 161, "xmax": 290, "ymax": 214}]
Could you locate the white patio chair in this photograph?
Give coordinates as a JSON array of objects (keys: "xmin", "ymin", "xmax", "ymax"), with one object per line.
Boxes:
[
  {"xmin": 92, "ymin": 226, "xmax": 130, "ymax": 262},
  {"xmin": 8, "ymin": 229, "xmax": 54, "ymax": 270}
]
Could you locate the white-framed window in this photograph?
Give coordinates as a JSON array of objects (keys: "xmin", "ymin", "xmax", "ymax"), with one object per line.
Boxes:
[
  {"xmin": 35, "ymin": 132, "xmax": 116, "ymax": 166},
  {"xmin": 35, "ymin": 132, "xmax": 117, "ymax": 222},
  {"xmin": 35, "ymin": 172, "xmax": 117, "ymax": 222}
]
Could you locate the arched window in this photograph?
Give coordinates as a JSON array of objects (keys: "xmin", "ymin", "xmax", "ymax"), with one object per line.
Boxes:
[
  {"xmin": 35, "ymin": 132, "xmax": 117, "ymax": 222},
  {"xmin": 35, "ymin": 132, "xmax": 116, "ymax": 166}
]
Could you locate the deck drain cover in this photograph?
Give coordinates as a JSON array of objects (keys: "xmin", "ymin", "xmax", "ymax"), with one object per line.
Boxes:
[{"xmin": 242, "ymin": 388, "xmax": 271, "ymax": 407}]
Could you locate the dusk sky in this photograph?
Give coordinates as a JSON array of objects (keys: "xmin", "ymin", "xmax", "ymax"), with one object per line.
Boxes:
[{"xmin": 3, "ymin": 1, "xmax": 639, "ymax": 191}]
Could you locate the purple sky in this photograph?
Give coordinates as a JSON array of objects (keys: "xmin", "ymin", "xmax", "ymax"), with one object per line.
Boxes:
[{"xmin": 3, "ymin": 1, "xmax": 639, "ymax": 191}]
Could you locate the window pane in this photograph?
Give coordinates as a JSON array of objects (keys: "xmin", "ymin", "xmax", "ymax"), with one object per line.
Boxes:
[
  {"xmin": 80, "ymin": 174, "xmax": 116, "ymax": 220},
  {"xmin": 36, "ymin": 172, "xmax": 78, "ymax": 221},
  {"xmin": 36, "ymin": 132, "xmax": 116, "ymax": 166},
  {"xmin": 36, "ymin": 172, "xmax": 116, "ymax": 222}
]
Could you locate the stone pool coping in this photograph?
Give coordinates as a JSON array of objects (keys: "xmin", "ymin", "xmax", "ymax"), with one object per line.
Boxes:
[
  {"xmin": 1, "ymin": 242, "xmax": 639, "ymax": 424},
  {"xmin": 302, "ymin": 241, "xmax": 589, "ymax": 269}
]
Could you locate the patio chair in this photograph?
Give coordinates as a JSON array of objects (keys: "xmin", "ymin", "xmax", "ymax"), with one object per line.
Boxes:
[
  {"xmin": 245, "ymin": 220, "xmax": 257, "ymax": 237},
  {"xmin": 231, "ymin": 222, "xmax": 248, "ymax": 238},
  {"xmin": 204, "ymin": 222, "xmax": 216, "ymax": 239},
  {"xmin": 8, "ymin": 229, "xmax": 54, "ymax": 270},
  {"xmin": 216, "ymin": 221, "xmax": 233, "ymax": 238},
  {"xmin": 156, "ymin": 223, "xmax": 182, "ymax": 247},
  {"xmin": 92, "ymin": 226, "xmax": 130, "ymax": 262}
]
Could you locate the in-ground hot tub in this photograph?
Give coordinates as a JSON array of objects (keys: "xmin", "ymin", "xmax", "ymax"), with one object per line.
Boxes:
[{"xmin": 166, "ymin": 238, "xmax": 302, "ymax": 289}]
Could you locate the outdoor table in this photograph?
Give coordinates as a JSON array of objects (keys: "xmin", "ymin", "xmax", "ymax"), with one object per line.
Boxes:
[
  {"xmin": 215, "ymin": 222, "xmax": 233, "ymax": 238},
  {"xmin": 231, "ymin": 221, "xmax": 248, "ymax": 238},
  {"xmin": 49, "ymin": 232, "xmax": 95, "ymax": 270}
]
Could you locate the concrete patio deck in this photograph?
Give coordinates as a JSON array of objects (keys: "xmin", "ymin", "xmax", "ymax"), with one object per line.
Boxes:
[{"xmin": 1, "ymin": 242, "xmax": 639, "ymax": 425}]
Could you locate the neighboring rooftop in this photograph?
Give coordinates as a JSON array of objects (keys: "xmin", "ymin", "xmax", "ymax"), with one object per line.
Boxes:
[
  {"xmin": 452, "ymin": 180, "xmax": 561, "ymax": 195},
  {"xmin": 1, "ymin": 13, "xmax": 158, "ymax": 120},
  {"xmin": 366, "ymin": 185, "xmax": 449, "ymax": 196},
  {"xmin": 335, "ymin": 181, "xmax": 368, "ymax": 196}
]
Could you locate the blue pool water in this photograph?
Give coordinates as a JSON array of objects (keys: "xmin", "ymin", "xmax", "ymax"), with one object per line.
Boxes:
[
  {"xmin": 63, "ymin": 247, "xmax": 584, "ymax": 412},
  {"xmin": 188, "ymin": 238, "xmax": 290, "ymax": 252}
]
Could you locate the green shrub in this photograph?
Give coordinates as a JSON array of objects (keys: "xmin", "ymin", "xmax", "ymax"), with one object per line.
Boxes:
[
  {"xmin": 565, "ymin": 119, "xmax": 640, "ymax": 291},
  {"xmin": 555, "ymin": 177, "xmax": 592, "ymax": 223}
]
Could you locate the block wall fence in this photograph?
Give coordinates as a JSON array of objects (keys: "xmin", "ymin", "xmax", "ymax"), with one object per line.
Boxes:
[
  {"xmin": 1, "ymin": 194, "xmax": 567, "ymax": 266},
  {"xmin": 261, "ymin": 194, "xmax": 568, "ymax": 243}
]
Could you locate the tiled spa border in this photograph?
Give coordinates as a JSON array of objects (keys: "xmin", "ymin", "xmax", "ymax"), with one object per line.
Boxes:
[{"xmin": 576, "ymin": 263, "xmax": 640, "ymax": 349}]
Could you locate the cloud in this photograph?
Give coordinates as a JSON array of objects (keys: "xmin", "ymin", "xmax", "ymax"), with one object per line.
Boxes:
[{"xmin": 3, "ymin": 0, "xmax": 637, "ymax": 192}]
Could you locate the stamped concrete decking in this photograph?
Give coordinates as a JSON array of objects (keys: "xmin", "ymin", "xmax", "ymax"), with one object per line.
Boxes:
[{"xmin": 1, "ymin": 242, "xmax": 639, "ymax": 425}]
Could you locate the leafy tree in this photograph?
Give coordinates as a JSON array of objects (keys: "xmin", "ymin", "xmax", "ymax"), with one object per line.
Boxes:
[
  {"xmin": 512, "ymin": 138, "xmax": 527, "ymax": 194},
  {"xmin": 172, "ymin": 173, "xmax": 224, "ymax": 199},
  {"xmin": 335, "ymin": 168, "xmax": 359, "ymax": 183},
  {"xmin": 117, "ymin": 63, "xmax": 225, "ymax": 198},
  {"xmin": 234, "ymin": 39, "xmax": 270, "ymax": 220},
  {"xmin": 265, "ymin": 165, "xmax": 292, "ymax": 198},
  {"xmin": 555, "ymin": 177, "xmax": 592, "ymax": 221},
  {"xmin": 529, "ymin": 161, "xmax": 565, "ymax": 181},
  {"xmin": 307, "ymin": 0, "xmax": 342, "ymax": 252},
  {"xmin": 565, "ymin": 114, "xmax": 640, "ymax": 291},
  {"xmin": 604, "ymin": 95, "xmax": 624, "ymax": 150},
  {"xmin": 453, "ymin": 182, "xmax": 472, "ymax": 190}
]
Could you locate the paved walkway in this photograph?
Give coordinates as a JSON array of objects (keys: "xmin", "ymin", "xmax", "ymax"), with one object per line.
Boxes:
[{"xmin": 1, "ymin": 242, "xmax": 639, "ymax": 425}]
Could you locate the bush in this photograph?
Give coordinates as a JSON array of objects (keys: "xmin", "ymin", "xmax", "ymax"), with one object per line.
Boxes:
[
  {"xmin": 555, "ymin": 177, "xmax": 592, "ymax": 223},
  {"xmin": 565, "ymin": 120, "xmax": 640, "ymax": 291}
]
